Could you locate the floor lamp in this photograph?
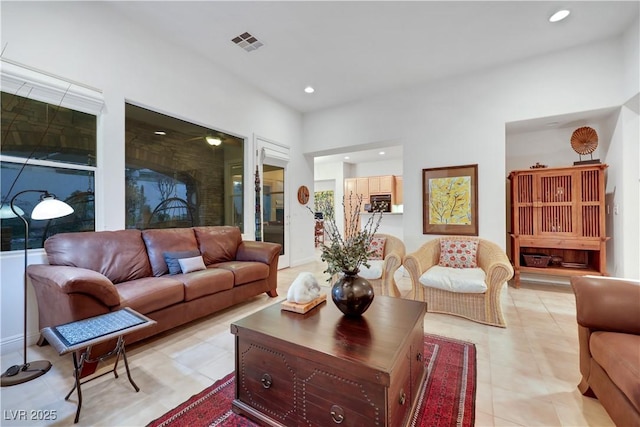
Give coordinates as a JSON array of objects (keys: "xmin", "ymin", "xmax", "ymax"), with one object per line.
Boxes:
[{"xmin": 0, "ymin": 190, "xmax": 74, "ymax": 387}]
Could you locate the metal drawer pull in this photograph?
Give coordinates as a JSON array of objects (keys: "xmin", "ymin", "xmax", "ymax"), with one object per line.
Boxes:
[
  {"xmin": 261, "ymin": 373, "xmax": 272, "ymax": 389},
  {"xmin": 416, "ymin": 352, "xmax": 423, "ymax": 362},
  {"xmin": 330, "ymin": 404, "xmax": 344, "ymax": 424},
  {"xmin": 399, "ymin": 390, "xmax": 406, "ymax": 405}
]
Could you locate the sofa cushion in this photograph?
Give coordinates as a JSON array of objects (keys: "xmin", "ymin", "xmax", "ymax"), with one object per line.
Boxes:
[
  {"xmin": 45, "ymin": 230, "xmax": 152, "ymax": 284},
  {"xmin": 174, "ymin": 268, "xmax": 235, "ymax": 301},
  {"xmin": 142, "ymin": 228, "xmax": 199, "ymax": 277},
  {"xmin": 194, "ymin": 226, "xmax": 242, "ymax": 265},
  {"xmin": 214, "ymin": 261, "xmax": 269, "ymax": 286},
  {"xmin": 590, "ymin": 331, "xmax": 640, "ymax": 413},
  {"xmin": 114, "ymin": 276, "xmax": 184, "ymax": 314},
  {"xmin": 419, "ymin": 265, "xmax": 487, "ymax": 293},
  {"xmin": 164, "ymin": 250, "xmax": 201, "ymax": 275},
  {"xmin": 438, "ymin": 237, "xmax": 479, "ymax": 268},
  {"xmin": 179, "ymin": 256, "xmax": 206, "ymax": 274}
]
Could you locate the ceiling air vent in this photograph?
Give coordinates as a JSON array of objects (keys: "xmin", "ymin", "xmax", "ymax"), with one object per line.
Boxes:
[{"xmin": 231, "ymin": 32, "xmax": 264, "ymax": 52}]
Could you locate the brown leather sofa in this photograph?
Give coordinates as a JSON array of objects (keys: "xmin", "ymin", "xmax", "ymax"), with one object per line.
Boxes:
[
  {"xmin": 571, "ymin": 276, "xmax": 640, "ymax": 426},
  {"xmin": 28, "ymin": 226, "xmax": 281, "ymax": 347}
]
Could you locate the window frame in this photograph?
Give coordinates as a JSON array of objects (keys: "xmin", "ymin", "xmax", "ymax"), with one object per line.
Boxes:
[{"xmin": 1, "ymin": 60, "xmax": 104, "ymax": 253}]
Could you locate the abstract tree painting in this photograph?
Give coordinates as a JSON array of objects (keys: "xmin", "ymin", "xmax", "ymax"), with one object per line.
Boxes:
[
  {"xmin": 429, "ymin": 176, "xmax": 472, "ymax": 225},
  {"xmin": 423, "ymin": 164, "xmax": 478, "ymax": 235}
]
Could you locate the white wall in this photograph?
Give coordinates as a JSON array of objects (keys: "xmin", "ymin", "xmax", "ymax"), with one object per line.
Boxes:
[
  {"xmin": 303, "ymin": 36, "xmax": 634, "ymax": 257},
  {"xmin": 605, "ymin": 104, "xmax": 640, "ymax": 278},
  {"xmin": 354, "ymin": 158, "xmax": 403, "ymax": 177},
  {"xmin": 0, "ymin": 2, "xmax": 312, "ymax": 353}
]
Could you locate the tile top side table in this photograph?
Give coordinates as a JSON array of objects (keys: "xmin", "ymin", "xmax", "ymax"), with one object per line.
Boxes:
[{"xmin": 40, "ymin": 307, "xmax": 156, "ymax": 423}]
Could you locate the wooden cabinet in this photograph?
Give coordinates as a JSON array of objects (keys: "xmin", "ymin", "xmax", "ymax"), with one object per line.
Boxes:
[
  {"xmin": 344, "ymin": 175, "xmax": 401, "ymax": 235},
  {"xmin": 356, "ymin": 177, "xmax": 370, "ymax": 197},
  {"xmin": 395, "ymin": 176, "xmax": 403, "ymax": 204},
  {"xmin": 509, "ymin": 164, "xmax": 608, "ymax": 287},
  {"xmin": 369, "ymin": 175, "xmax": 394, "ymax": 194}
]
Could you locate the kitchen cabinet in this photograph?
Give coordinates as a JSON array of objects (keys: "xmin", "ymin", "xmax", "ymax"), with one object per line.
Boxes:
[
  {"xmin": 395, "ymin": 176, "xmax": 403, "ymax": 204},
  {"xmin": 369, "ymin": 175, "xmax": 394, "ymax": 194}
]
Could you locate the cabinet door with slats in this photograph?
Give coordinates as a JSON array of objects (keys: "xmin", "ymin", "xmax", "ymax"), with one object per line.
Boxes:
[{"xmin": 537, "ymin": 171, "xmax": 576, "ymax": 236}]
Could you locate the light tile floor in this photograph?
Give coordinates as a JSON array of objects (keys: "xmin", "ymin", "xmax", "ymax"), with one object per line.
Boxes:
[{"xmin": 1, "ymin": 256, "xmax": 614, "ymax": 426}]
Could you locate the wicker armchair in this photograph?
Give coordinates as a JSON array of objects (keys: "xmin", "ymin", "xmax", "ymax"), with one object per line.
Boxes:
[
  {"xmin": 359, "ymin": 233, "xmax": 406, "ymax": 297},
  {"xmin": 403, "ymin": 237, "xmax": 513, "ymax": 327}
]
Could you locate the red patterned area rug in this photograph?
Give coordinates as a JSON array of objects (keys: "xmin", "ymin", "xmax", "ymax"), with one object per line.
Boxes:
[{"xmin": 147, "ymin": 334, "xmax": 476, "ymax": 427}]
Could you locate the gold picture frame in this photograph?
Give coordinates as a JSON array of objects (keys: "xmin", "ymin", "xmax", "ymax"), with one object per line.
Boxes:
[{"xmin": 422, "ymin": 164, "xmax": 478, "ymax": 235}]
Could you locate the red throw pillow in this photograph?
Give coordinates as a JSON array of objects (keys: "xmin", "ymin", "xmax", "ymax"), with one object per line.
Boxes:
[
  {"xmin": 368, "ymin": 237, "xmax": 387, "ymax": 260},
  {"xmin": 438, "ymin": 238, "xmax": 479, "ymax": 268}
]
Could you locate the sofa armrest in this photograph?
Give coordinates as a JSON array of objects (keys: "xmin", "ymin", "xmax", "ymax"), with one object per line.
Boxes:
[
  {"xmin": 27, "ymin": 265, "xmax": 121, "ymax": 307},
  {"xmin": 236, "ymin": 241, "xmax": 282, "ymax": 264},
  {"xmin": 571, "ymin": 276, "xmax": 640, "ymax": 334},
  {"xmin": 236, "ymin": 241, "xmax": 281, "ymax": 295}
]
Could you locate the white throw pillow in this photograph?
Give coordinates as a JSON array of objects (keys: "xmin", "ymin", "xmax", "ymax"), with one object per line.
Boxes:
[
  {"xmin": 178, "ymin": 256, "xmax": 207, "ymax": 274},
  {"xmin": 419, "ymin": 265, "xmax": 487, "ymax": 293},
  {"xmin": 358, "ymin": 260, "xmax": 384, "ymax": 280}
]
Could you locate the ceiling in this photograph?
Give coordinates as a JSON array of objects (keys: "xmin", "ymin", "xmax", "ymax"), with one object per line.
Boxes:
[
  {"xmin": 105, "ymin": 1, "xmax": 638, "ymax": 165},
  {"xmin": 314, "ymin": 145, "xmax": 403, "ymax": 165},
  {"xmin": 107, "ymin": 1, "xmax": 637, "ymax": 114}
]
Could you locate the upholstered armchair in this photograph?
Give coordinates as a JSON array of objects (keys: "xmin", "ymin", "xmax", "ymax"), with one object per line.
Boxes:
[
  {"xmin": 358, "ymin": 233, "xmax": 406, "ymax": 297},
  {"xmin": 403, "ymin": 236, "xmax": 513, "ymax": 327},
  {"xmin": 571, "ymin": 276, "xmax": 640, "ymax": 426}
]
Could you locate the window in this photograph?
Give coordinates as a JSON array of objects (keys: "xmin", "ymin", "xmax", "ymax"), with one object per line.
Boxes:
[
  {"xmin": 125, "ymin": 104, "xmax": 244, "ymax": 231},
  {"xmin": 1, "ymin": 89, "xmax": 98, "ymax": 251}
]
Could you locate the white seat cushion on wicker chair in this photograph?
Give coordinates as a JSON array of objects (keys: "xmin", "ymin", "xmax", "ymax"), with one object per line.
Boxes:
[
  {"xmin": 358, "ymin": 260, "xmax": 384, "ymax": 280},
  {"xmin": 419, "ymin": 265, "xmax": 487, "ymax": 293}
]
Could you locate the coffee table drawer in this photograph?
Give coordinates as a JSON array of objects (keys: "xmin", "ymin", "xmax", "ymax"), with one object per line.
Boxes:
[
  {"xmin": 236, "ymin": 340, "xmax": 297, "ymax": 424},
  {"xmin": 411, "ymin": 321, "xmax": 426, "ymax": 396},
  {"xmin": 389, "ymin": 349, "xmax": 413, "ymax": 427},
  {"xmin": 298, "ymin": 361, "xmax": 385, "ymax": 426}
]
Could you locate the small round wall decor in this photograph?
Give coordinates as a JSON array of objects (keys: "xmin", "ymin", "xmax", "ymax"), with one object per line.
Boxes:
[
  {"xmin": 570, "ymin": 126, "xmax": 598, "ymax": 155},
  {"xmin": 297, "ymin": 185, "xmax": 310, "ymax": 205}
]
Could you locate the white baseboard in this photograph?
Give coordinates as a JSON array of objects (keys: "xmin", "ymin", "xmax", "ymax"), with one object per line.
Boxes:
[
  {"xmin": 0, "ymin": 332, "xmax": 38, "ymax": 356},
  {"xmin": 290, "ymin": 256, "xmax": 317, "ymax": 268}
]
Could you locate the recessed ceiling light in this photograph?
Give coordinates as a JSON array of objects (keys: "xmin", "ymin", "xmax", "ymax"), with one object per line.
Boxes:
[
  {"xmin": 379, "ymin": 151, "xmax": 385, "ymax": 155},
  {"xmin": 154, "ymin": 131, "xmax": 166, "ymax": 135},
  {"xmin": 549, "ymin": 9, "xmax": 570, "ymax": 23},
  {"xmin": 304, "ymin": 86, "xmax": 315, "ymax": 94},
  {"xmin": 344, "ymin": 156, "xmax": 350, "ymax": 160}
]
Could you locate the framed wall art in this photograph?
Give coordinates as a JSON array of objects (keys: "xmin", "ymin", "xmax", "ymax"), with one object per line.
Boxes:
[{"xmin": 422, "ymin": 164, "xmax": 478, "ymax": 235}]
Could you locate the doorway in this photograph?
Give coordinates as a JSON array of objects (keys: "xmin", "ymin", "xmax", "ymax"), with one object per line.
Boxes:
[{"xmin": 257, "ymin": 137, "xmax": 290, "ymax": 269}]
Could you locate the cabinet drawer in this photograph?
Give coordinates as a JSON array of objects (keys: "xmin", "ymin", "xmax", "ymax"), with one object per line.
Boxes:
[
  {"xmin": 236, "ymin": 340, "xmax": 297, "ymax": 424},
  {"xmin": 298, "ymin": 362, "xmax": 385, "ymax": 426}
]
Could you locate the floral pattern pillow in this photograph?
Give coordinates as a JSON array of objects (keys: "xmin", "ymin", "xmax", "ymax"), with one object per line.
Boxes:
[
  {"xmin": 368, "ymin": 237, "xmax": 387, "ymax": 260},
  {"xmin": 438, "ymin": 238, "xmax": 479, "ymax": 268}
]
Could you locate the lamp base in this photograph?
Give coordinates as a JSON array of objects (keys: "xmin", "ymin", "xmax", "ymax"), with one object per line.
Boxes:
[{"xmin": 1, "ymin": 360, "xmax": 51, "ymax": 387}]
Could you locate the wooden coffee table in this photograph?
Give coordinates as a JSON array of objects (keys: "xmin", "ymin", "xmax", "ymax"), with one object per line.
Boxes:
[{"xmin": 230, "ymin": 295, "xmax": 427, "ymax": 426}]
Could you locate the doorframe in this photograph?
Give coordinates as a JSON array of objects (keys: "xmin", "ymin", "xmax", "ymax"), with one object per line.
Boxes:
[{"xmin": 255, "ymin": 135, "xmax": 290, "ymax": 269}]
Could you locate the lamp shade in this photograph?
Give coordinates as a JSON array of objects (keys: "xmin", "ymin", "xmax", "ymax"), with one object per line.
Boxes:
[
  {"xmin": 31, "ymin": 196, "xmax": 74, "ymax": 220},
  {"xmin": 0, "ymin": 204, "xmax": 25, "ymax": 219}
]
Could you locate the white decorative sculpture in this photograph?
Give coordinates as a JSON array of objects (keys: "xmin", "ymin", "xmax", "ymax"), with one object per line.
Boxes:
[{"xmin": 287, "ymin": 272, "xmax": 321, "ymax": 304}]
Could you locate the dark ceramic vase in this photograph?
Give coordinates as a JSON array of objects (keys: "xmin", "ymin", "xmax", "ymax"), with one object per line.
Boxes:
[{"xmin": 331, "ymin": 270, "xmax": 374, "ymax": 317}]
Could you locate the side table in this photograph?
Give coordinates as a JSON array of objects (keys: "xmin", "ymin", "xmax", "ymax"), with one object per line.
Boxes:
[{"xmin": 40, "ymin": 308, "xmax": 156, "ymax": 423}]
